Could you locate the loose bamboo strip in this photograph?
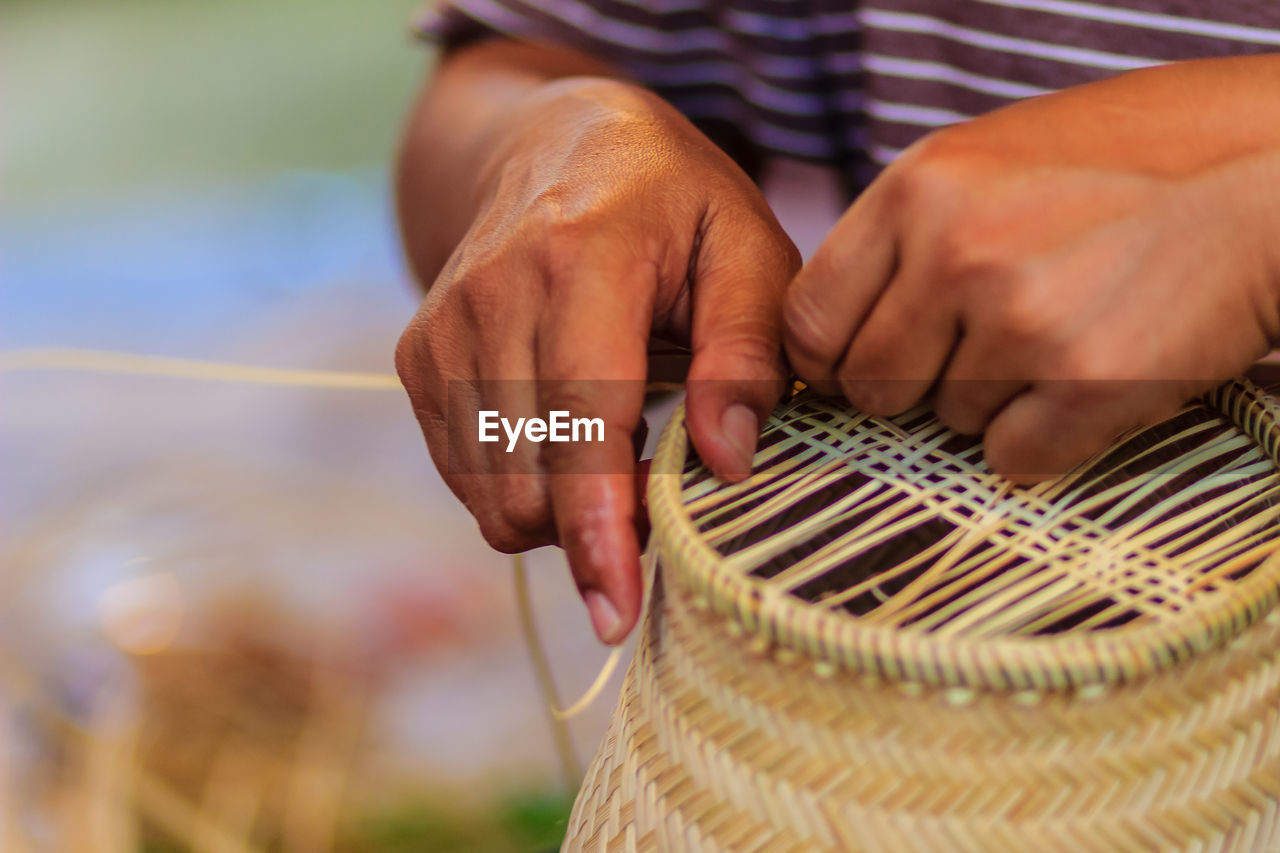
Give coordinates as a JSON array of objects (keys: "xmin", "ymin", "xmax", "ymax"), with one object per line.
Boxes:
[
  {"xmin": 0, "ymin": 348, "xmax": 402, "ymax": 390},
  {"xmin": 513, "ymin": 554, "xmax": 583, "ymax": 788}
]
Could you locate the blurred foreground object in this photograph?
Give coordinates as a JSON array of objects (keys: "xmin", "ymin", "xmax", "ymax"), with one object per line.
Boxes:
[
  {"xmin": 3, "ymin": 588, "xmax": 573, "ymax": 852},
  {"xmin": 567, "ymin": 378, "xmax": 1280, "ymax": 851}
]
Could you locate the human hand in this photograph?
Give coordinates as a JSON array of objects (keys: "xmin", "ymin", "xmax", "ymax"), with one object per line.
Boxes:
[
  {"xmin": 396, "ymin": 78, "xmax": 799, "ymax": 643},
  {"xmin": 784, "ymin": 96, "xmax": 1280, "ymax": 481}
]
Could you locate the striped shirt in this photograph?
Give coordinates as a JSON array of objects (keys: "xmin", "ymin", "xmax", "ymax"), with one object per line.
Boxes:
[{"xmin": 419, "ymin": 1, "xmax": 1280, "ymax": 191}]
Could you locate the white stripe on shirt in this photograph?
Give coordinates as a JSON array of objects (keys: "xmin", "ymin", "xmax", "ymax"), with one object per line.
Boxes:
[
  {"xmin": 870, "ymin": 143, "xmax": 906, "ymax": 165},
  {"xmin": 859, "ymin": 7, "xmax": 1163, "ymax": 70},
  {"xmin": 864, "ymin": 98, "xmax": 972, "ymax": 127},
  {"xmin": 862, "ymin": 53, "xmax": 1052, "ymax": 98},
  {"xmin": 971, "ymin": 0, "xmax": 1280, "ymax": 46}
]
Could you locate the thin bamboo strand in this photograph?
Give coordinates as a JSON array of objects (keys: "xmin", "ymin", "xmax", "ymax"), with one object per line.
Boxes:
[
  {"xmin": 0, "ymin": 347, "xmax": 402, "ymax": 390},
  {"xmin": 512, "ymin": 553, "xmax": 582, "ymax": 789}
]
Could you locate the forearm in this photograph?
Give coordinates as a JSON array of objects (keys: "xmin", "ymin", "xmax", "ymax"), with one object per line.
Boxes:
[
  {"xmin": 395, "ymin": 39, "xmax": 626, "ymax": 286},
  {"xmin": 931, "ymin": 55, "xmax": 1280, "ymax": 316},
  {"xmin": 945, "ymin": 55, "xmax": 1280, "ymax": 177}
]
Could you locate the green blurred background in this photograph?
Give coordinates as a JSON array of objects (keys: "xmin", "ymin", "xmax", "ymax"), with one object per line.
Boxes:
[
  {"xmin": 6, "ymin": 0, "xmax": 426, "ymax": 202},
  {"xmin": 2, "ymin": 2, "xmax": 620, "ymax": 850}
]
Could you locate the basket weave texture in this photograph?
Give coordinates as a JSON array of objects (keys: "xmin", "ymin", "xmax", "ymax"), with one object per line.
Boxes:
[{"xmin": 564, "ymin": 380, "xmax": 1280, "ymax": 852}]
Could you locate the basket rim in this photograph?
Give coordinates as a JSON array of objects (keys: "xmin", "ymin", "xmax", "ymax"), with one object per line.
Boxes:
[{"xmin": 648, "ymin": 379, "xmax": 1280, "ymax": 689}]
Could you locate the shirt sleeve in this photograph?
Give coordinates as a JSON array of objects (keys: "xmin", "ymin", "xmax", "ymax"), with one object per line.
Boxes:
[
  {"xmin": 413, "ymin": 1, "xmax": 851, "ymax": 181},
  {"xmin": 414, "ymin": 4, "xmax": 497, "ymax": 51},
  {"xmin": 415, "ymin": 1, "xmax": 616, "ymax": 54}
]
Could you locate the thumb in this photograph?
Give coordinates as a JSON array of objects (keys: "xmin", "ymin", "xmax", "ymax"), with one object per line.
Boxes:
[{"xmin": 685, "ymin": 215, "xmax": 799, "ymax": 481}]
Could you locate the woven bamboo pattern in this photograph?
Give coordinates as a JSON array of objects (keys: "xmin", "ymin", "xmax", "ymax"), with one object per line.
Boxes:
[{"xmin": 564, "ymin": 379, "xmax": 1280, "ymax": 852}]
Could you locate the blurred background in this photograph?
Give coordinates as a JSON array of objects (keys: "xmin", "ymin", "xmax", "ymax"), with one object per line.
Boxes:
[{"xmin": 2, "ymin": 1, "xmax": 624, "ymax": 849}]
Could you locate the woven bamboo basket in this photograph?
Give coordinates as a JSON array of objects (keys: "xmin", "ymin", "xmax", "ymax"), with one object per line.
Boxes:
[{"xmin": 564, "ymin": 379, "xmax": 1280, "ymax": 852}]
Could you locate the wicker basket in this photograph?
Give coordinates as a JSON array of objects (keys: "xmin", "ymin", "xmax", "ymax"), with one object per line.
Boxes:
[{"xmin": 564, "ymin": 380, "xmax": 1280, "ymax": 852}]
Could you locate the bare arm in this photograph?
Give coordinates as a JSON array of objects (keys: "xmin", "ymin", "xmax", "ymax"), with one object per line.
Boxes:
[{"xmin": 396, "ymin": 39, "xmax": 624, "ymax": 284}]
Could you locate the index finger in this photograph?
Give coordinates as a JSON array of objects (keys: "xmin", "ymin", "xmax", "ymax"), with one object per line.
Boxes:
[
  {"xmin": 783, "ymin": 181, "xmax": 897, "ymax": 391},
  {"xmin": 536, "ymin": 247, "xmax": 654, "ymax": 645}
]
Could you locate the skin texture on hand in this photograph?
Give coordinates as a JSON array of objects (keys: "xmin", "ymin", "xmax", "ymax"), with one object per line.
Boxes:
[
  {"xmin": 784, "ymin": 56, "xmax": 1280, "ymax": 482},
  {"xmin": 395, "ymin": 41, "xmax": 799, "ymax": 645}
]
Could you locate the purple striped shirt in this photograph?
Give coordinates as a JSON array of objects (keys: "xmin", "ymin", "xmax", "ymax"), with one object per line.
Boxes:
[{"xmin": 419, "ymin": 1, "xmax": 1280, "ymax": 190}]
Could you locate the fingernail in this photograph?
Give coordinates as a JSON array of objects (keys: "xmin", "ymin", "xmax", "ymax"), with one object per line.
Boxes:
[
  {"xmin": 720, "ymin": 403, "xmax": 759, "ymax": 476},
  {"xmin": 584, "ymin": 590, "xmax": 622, "ymax": 644}
]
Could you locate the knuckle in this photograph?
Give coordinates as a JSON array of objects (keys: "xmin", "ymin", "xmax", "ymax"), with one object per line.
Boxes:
[
  {"xmin": 476, "ymin": 499, "xmax": 551, "ymax": 554},
  {"xmin": 415, "ymin": 290, "xmax": 473, "ymax": 372},
  {"xmin": 849, "ymin": 303, "xmax": 908, "ymax": 366},
  {"xmin": 541, "ymin": 213, "xmax": 594, "ymax": 260},
  {"xmin": 886, "ymin": 131, "xmax": 1018, "ymax": 285},
  {"xmin": 455, "ymin": 267, "xmax": 505, "ymax": 318},
  {"xmin": 497, "ymin": 482, "xmax": 553, "ymax": 538},
  {"xmin": 540, "ymin": 381, "xmax": 595, "ymax": 416},
  {"xmin": 928, "ymin": 208, "xmax": 1022, "ymax": 291},
  {"xmin": 531, "ymin": 202, "xmax": 610, "ymax": 282},
  {"xmin": 884, "ymin": 129, "xmax": 969, "ymax": 216},
  {"xmin": 740, "ymin": 215, "xmax": 803, "ymax": 278},
  {"xmin": 476, "ymin": 520, "xmax": 527, "ymax": 554},
  {"xmin": 988, "ymin": 278, "xmax": 1056, "ymax": 346},
  {"xmin": 394, "ymin": 322, "xmax": 425, "ymax": 385},
  {"xmin": 692, "ymin": 314, "xmax": 781, "ymax": 372},
  {"xmin": 931, "ymin": 223, "xmax": 985, "ymax": 280},
  {"xmin": 1051, "ymin": 342, "xmax": 1118, "ymax": 389},
  {"xmin": 395, "ymin": 313, "xmax": 447, "ymax": 407}
]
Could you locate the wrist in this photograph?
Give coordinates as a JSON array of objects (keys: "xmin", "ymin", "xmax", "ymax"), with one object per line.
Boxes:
[
  {"xmin": 478, "ymin": 75, "xmax": 681, "ymax": 204},
  {"xmin": 500, "ymin": 75, "xmax": 668, "ymax": 157}
]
